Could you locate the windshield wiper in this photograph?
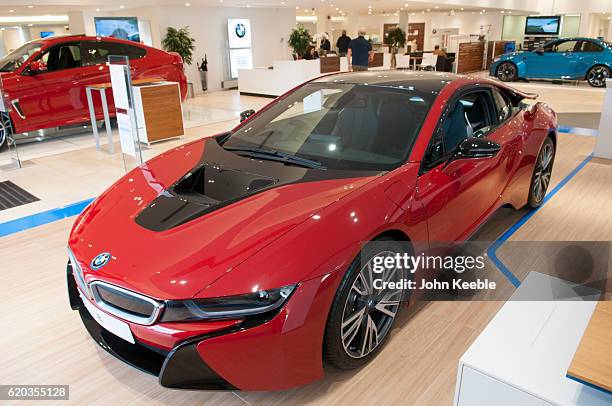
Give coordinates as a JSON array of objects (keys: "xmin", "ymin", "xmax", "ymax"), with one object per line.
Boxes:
[{"xmin": 224, "ymin": 146, "xmax": 326, "ymax": 169}]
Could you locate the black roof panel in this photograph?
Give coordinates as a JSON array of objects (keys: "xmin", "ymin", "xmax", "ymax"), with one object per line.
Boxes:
[{"xmin": 313, "ymin": 70, "xmax": 459, "ymax": 93}]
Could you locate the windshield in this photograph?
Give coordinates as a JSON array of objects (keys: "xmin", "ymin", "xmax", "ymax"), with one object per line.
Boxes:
[
  {"xmin": 223, "ymin": 83, "xmax": 433, "ymax": 171},
  {"xmin": 0, "ymin": 42, "xmax": 43, "ymax": 72}
]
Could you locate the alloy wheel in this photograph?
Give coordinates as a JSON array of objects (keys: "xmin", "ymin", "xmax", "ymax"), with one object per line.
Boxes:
[
  {"xmin": 532, "ymin": 141, "xmax": 554, "ymax": 204},
  {"xmin": 340, "ymin": 250, "xmax": 403, "ymax": 359},
  {"xmin": 0, "ymin": 113, "xmax": 11, "ymax": 151},
  {"xmin": 587, "ymin": 66, "xmax": 610, "ymax": 88},
  {"xmin": 497, "ymin": 62, "xmax": 517, "ymax": 82}
]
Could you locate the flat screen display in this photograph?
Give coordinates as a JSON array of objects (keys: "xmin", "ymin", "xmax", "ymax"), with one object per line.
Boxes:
[
  {"xmin": 525, "ymin": 16, "xmax": 561, "ymax": 35},
  {"xmin": 94, "ymin": 17, "xmax": 140, "ymax": 42},
  {"xmin": 40, "ymin": 31, "xmax": 55, "ymax": 38}
]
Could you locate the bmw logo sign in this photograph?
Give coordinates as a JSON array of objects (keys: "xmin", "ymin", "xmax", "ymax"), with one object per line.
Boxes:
[
  {"xmin": 235, "ymin": 23, "xmax": 246, "ymax": 38},
  {"xmin": 91, "ymin": 252, "xmax": 111, "ymax": 270}
]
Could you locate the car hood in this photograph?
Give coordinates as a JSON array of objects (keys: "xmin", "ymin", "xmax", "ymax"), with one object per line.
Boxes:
[{"xmin": 69, "ymin": 136, "xmax": 379, "ymax": 300}]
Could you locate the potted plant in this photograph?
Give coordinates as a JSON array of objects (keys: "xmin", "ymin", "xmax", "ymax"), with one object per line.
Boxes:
[
  {"xmin": 384, "ymin": 26, "xmax": 407, "ymax": 68},
  {"xmin": 162, "ymin": 26, "xmax": 196, "ymax": 65},
  {"xmin": 288, "ymin": 25, "xmax": 313, "ymax": 59}
]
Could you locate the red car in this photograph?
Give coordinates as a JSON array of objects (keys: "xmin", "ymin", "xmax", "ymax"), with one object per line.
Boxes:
[
  {"xmin": 0, "ymin": 35, "xmax": 187, "ymax": 150},
  {"xmin": 67, "ymin": 71, "xmax": 556, "ymax": 390}
]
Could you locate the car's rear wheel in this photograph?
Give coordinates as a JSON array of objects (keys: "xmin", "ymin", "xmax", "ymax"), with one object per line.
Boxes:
[
  {"xmin": 496, "ymin": 62, "xmax": 518, "ymax": 82},
  {"xmin": 586, "ymin": 65, "xmax": 610, "ymax": 88},
  {"xmin": 323, "ymin": 237, "xmax": 408, "ymax": 369},
  {"xmin": 0, "ymin": 112, "xmax": 12, "ymax": 152},
  {"xmin": 528, "ymin": 136, "xmax": 555, "ymax": 208}
]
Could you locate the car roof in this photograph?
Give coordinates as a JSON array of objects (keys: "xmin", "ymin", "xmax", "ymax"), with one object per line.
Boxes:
[
  {"xmin": 32, "ymin": 34, "xmax": 148, "ymax": 47},
  {"xmin": 313, "ymin": 70, "xmax": 462, "ymax": 93}
]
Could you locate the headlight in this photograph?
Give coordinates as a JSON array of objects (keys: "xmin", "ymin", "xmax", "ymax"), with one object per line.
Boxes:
[{"xmin": 159, "ymin": 284, "xmax": 297, "ymax": 322}]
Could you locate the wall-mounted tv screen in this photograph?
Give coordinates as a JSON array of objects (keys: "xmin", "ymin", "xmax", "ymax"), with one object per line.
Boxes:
[
  {"xmin": 94, "ymin": 17, "xmax": 140, "ymax": 42},
  {"xmin": 525, "ymin": 16, "xmax": 561, "ymax": 35},
  {"xmin": 40, "ymin": 31, "xmax": 55, "ymax": 38}
]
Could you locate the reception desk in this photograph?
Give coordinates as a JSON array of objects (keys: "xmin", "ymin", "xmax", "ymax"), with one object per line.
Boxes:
[{"xmin": 238, "ymin": 53, "xmax": 391, "ymax": 97}]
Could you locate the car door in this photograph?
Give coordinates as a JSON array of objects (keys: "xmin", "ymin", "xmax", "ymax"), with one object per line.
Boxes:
[
  {"xmin": 415, "ymin": 89, "xmax": 505, "ymax": 241},
  {"xmin": 14, "ymin": 41, "xmax": 84, "ymax": 130},
  {"xmin": 526, "ymin": 39, "xmax": 578, "ymax": 78}
]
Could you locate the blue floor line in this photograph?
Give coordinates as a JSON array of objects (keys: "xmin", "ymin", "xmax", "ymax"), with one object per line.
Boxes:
[
  {"xmin": 487, "ymin": 153, "xmax": 594, "ymax": 287},
  {"xmin": 0, "ymin": 198, "xmax": 94, "ymax": 238},
  {"xmin": 558, "ymin": 126, "xmax": 598, "ymax": 137},
  {"xmin": 566, "ymin": 374, "xmax": 612, "ymax": 396}
]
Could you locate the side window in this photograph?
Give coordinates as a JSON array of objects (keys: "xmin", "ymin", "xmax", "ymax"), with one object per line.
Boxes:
[
  {"xmin": 491, "ymin": 88, "xmax": 513, "ymax": 123},
  {"xmin": 423, "ymin": 91, "xmax": 493, "ymax": 169},
  {"xmin": 579, "ymin": 41, "xmax": 603, "ymax": 53},
  {"xmin": 83, "ymin": 42, "xmax": 147, "ymax": 66},
  {"xmin": 553, "ymin": 40, "xmax": 579, "ymax": 53},
  {"xmin": 37, "ymin": 43, "xmax": 81, "ymax": 72},
  {"xmin": 125, "ymin": 45, "xmax": 147, "ymax": 59}
]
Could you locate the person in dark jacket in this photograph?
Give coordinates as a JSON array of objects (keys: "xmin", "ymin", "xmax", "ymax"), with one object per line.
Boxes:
[
  {"xmin": 336, "ymin": 30, "xmax": 351, "ymax": 56},
  {"xmin": 347, "ymin": 30, "xmax": 372, "ymax": 71},
  {"xmin": 303, "ymin": 45, "xmax": 319, "ymax": 60},
  {"xmin": 320, "ymin": 34, "xmax": 331, "ymax": 56}
]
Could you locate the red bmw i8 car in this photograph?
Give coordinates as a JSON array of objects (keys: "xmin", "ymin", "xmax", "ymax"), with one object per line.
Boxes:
[{"xmin": 67, "ymin": 71, "xmax": 557, "ymax": 390}]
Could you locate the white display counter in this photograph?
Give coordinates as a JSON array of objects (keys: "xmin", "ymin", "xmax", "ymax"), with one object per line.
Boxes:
[
  {"xmin": 454, "ymin": 274, "xmax": 610, "ymax": 406},
  {"xmin": 238, "ymin": 54, "xmax": 392, "ymax": 97}
]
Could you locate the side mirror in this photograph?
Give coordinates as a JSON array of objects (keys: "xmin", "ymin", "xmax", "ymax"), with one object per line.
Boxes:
[
  {"xmin": 240, "ymin": 109, "xmax": 256, "ymax": 122},
  {"xmin": 452, "ymin": 137, "xmax": 501, "ymax": 160},
  {"xmin": 28, "ymin": 60, "xmax": 48, "ymax": 74}
]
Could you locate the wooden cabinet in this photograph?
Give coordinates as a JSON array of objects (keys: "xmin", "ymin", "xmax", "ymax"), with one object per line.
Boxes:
[{"xmin": 132, "ymin": 82, "xmax": 184, "ymax": 145}]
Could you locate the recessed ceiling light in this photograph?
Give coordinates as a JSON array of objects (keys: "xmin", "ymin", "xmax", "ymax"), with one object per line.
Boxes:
[
  {"xmin": 426, "ymin": 9, "xmax": 430, "ymax": 12},
  {"xmin": 120, "ymin": 5, "xmax": 125, "ymax": 8},
  {"xmin": 479, "ymin": 11, "xmax": 483, "ymax": 14},
  {"xmin": 296, "ymin": 5, "xmax": 299, "ymax": 8},
  {"xmin": 460, "ymin": 7, "xmax": 464, "ymax": 11},
  {"xmin": 28, "ymin": 23, "xmax": 33, "ymax": 26},
  {"xmin": 281, "ymin": 1, "xmax": 285, "ymax": 4},
  {"xmin": 411, "ymin": 12, "xmax": 414, "ymax": 15},
  {"xmin": 508, "ymin": 11, "xmax": 512, "ymax": 14},
  {"xmin": 421, "ymin": 11, "xmax": 425, "ymax": 14},
  {"xmin": 246, "ymin": 4, "xmax": 251, "ymax": 7},
  {"xmin": 9, "ymin": 9, "xmax": 14, "ymax": 13},
  {"xmin": 482, "ymin": 9, "xmax": 485, "ymax": 12},
  {"xmin": 434, "ymin": 6, "xmax": 439, "ymax": 9},
  {"xmin": 501, "ymin": 10, "xmax": 504, "ymax": 13},
  {"xmin": 28, "ymin": 5, "xmax": 34, "ymax": 8},
  {"xmin": 95, "ymin": 8, "xmax": 100, "ymax": 11},
  {"xmin": 185, "ymin": 2, "xmax": 191, "ymax": 6}
]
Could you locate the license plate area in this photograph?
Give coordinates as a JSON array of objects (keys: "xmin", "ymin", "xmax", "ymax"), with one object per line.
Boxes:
[{"xmin": 81, "ymin": 295, "xmax": 135, "ymax": 344}]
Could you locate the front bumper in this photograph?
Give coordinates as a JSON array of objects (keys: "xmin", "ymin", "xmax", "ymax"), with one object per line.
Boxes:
[{"xmin": 67, "ymin": 261, "xmax": 343, "ymax": 390}]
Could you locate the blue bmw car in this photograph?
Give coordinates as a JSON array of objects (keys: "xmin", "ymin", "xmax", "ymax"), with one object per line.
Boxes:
[{"xmin": 490, "ymin": 37, "xmax": 612, "ymax": 87}]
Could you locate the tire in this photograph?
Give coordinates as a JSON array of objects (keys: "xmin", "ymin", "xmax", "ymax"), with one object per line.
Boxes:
[
  {"xmin": 0, "ymin": 112, "xmax": 12, "ymax": 152},
  {"xmin": 323, "ymin": 237, "xmax": 409, "ymax": 370},
  {"xmin": 528, "ymin": 136, "xmax": 555, "ymax": 208},
  {"xmin": 586, "ymin": 65, "xmax": 610, "ymax": 88},
  {"xmin": 496, "ymin": 61, "xmax": 518, "ymax": 82}
]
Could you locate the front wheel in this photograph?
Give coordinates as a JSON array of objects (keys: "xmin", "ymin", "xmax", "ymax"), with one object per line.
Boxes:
[
  {"xmin": 496, "ymin": 62, "xmax": 518, "ymax": 82},
  {"xmin": 528, "ymin": 137, "xmax": 555, "ymax": 208},
  {"xmin": 586, "ymin": 65, "xmax": 610, "ymax": 88},
  {"xmin": 0, "ymin": 112, "xmax": 12, "ymax": 152},
  {"xmin": 323, "ymin": 238, "xmax": 408, "ymax": 370}
]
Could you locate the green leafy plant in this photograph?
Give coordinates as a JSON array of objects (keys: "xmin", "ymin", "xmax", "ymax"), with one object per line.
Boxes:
[
  {"xmin": 288, "ymin": 25, "xmax": 313, "ymax": 59},
  {"xmin": 162, "ymin": 26, "xmax": 196, "ymax": 65},
  {"xmin": 384, "ymin": 27, "xmax": 407, "ymax": 68}
]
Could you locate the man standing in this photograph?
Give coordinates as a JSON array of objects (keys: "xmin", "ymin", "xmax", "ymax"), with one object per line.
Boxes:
[
  {"xmin": 347, "ymin": 30, "xmax": 372, "ymax": 71},
  {"xmin": 336, "ymin": 30, "xmax": 351, "ymax": 57}
]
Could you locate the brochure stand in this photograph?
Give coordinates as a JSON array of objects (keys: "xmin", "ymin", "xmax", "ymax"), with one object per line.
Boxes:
[
  {"xmin": 0, "ymin": 74, "xmax": 21, "ymax": 170},
  {"xmin": 108, "ymin": 55, "xmax": 143, "ymax": 172}
]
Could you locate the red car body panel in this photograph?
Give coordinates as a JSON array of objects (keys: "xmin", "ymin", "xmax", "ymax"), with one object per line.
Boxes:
[
  {"xmin": 1, "ymin": 35, "xmax": 187, "ymax": 134},
  {"xmin": 67, "ymin": 73, "xmax": 557, "ymax": 390}
]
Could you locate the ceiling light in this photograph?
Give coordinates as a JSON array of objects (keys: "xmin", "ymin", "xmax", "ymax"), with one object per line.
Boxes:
[
  {"xmin": 501, "ymin": 10, "xmax": 504, "ymax": 13},
  {"xmin": 281, "ymin": 1, "xmax": 285, "ymax": 4},
  {"xmin": 185, "ymin": 2, "xmax": 191, "ymax": 5},
  {"xmin": 411, "ymin": 12, "xmax": 415, "ymax": 15},
  {"xmin": 482, "ymin": 9, "xmax": 485, "ymax": 12},
  {"xmin": 296, "ymin": 5, "xmax": 299, "ymax": 8},
  {"xmin": 9, "ymin": 9, "xmax": 14, "ymax": 13},
  {"xmin": 95, "ymin": 8, "xmax": 100, "ymax": 11},
  {"xmin": 434, "ymin": 6, "xmax": 439, "ymax": 9},
  {"xmin": 479, "ymin": 11, "xmax": 483, "ymax": 14},
  {"xmin": 460, "ymin": 7, "xmax": 464, "ymax": 11},
  {"xmin": 0, "ymin": 15, "xmax": 69, "ymax": 23},
  {"xmin": 246, "ymin": 4, "xmax": 251, "ymax": 7},
  {"xmin": 120, "ymin": 5, "xmax": 125, "ymax": 8},
  {"xmin": 28, "ymin": 5, "xmax": 34, "ymax": 8},
  {"xmin": 28, "ymin": 24, "xmax": 33, "ymax": 27},
  {"xmin": 508, "ymin": 11, "xmax": 512, "ymax": 14}
]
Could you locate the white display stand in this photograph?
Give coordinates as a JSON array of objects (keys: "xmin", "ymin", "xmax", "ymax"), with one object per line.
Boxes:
[
  {"xmin": 594, "ymin": 78, "xmax": 612, "ymax": 160},
  {"xmin": 454, "ymin": 281, "xmax": 611, "ymax": 405},
  {"xmin": 238, "ymin": 60, "xmax": 322, "ymax": 97}
]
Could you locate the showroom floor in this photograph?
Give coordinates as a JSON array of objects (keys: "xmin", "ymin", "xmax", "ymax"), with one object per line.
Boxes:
[{"xmin": 0, "ymin": 78, "xmax": 610, "ymax": 405}]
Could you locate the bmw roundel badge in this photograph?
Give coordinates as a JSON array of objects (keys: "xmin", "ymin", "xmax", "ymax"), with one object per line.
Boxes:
[
  {"xmin": 91, "ymin": 252, "xmax": 111, "ymax": 270},
  {"xmin": 235, "ymin": 23, "xmax": 246, "ymax": 38}
]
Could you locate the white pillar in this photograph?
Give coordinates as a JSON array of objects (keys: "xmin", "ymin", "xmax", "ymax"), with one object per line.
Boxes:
[{"xmin": 594, "ymin": 79, "xmax": 612, "ymax": 160}]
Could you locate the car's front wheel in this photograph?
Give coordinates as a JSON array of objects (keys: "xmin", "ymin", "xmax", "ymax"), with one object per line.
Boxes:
[
  {"xmin": 496, "ymin": 62, "xmax": 518, "ymax": 82},
  {"xmin": 586, "ymin": 65, "xmax": 610, "ymax": 88},
  {"xmin": 0, "ymin": 113, "xmax": 12, "ymax": 152},
  {"xmin": 323, "ymin": 237, "xmax": 408, "ymax": 369},
  {"xmin": 528, "ymin": 136, "xmax": 555, "ymax": 208}
]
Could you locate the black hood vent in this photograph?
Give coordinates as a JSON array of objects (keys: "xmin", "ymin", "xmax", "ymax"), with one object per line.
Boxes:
[{"xmin": 135, "ymin": 163, "xmax": 277, "ymax": 232}]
